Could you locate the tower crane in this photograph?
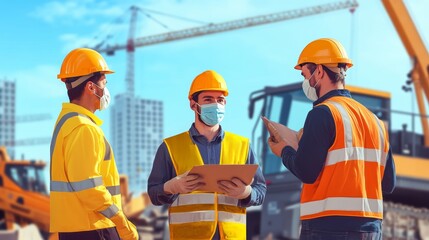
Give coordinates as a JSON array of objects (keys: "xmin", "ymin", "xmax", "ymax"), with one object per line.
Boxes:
[{"xmin": 91, "ymin": 0, "xmax": 358, "ymax": 96}]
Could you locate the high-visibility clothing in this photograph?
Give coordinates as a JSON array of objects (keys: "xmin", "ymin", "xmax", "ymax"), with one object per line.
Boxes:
[
  {"xmin": 50, "ymin": 103, "xmax": 121, "ymax": 232},
  {"xmin": 300, "ymin": 96, "xmax": 389, "ymax": 220},
  {"xmin": 164, "ymin": 131, "xmax": 249, "ymax": 240}
]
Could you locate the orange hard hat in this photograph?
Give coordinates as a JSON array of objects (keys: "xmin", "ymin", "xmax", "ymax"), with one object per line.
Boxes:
[
  {"xmin": 295, "ymin": 38, "xmax": 353, "ymax": 70},
  {"xmin": 188, "ymin": 70, "xmax": 229, "ymax": 99},
  {"xmin": 57, "ymin": 48, "xmax": 114, "ymax": 81}
]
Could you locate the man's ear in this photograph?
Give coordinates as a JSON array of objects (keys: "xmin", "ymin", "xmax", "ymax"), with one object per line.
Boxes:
[
  {"xmin": 190, "ymin": 100, "xmax": 196, "ymax": 110},
  {"xmin": 317, "ymin": 65, "xmax": 324, "ymax": 78},
  {"xmin": 86, "ymin": 81, "xmax": 94, "ymax": 92}
]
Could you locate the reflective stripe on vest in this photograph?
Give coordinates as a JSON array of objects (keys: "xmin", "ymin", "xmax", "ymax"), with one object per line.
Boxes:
[
  {"xmin": 326, "ymin": 148, "xmax": 387, "ymax": 166},
  {"xmin": 170, "ymin": 211, "xmax": 215, "ymax": 224},
  {"xmin": 218, "ymin": 211, "xmax": 246, "ymax": 223},
  {"xmin": 171, "ymin": 193, "xmax": 239, "ymax": 207},
  {"xmin": 50, "ymin": 112, "xmax": 83, "ymax": 163},
  {"xmin": 103, "ymin": 137, "xmax": 112, "ymax": 160},
  {"xmin": 300, "ymin": 197, "xmax": 383, "ymax": 217},
  {"xmin": 169, "ymin": 211, "xmax": 246, "ymax": 224},
  {"xmin": 106, "ymin": 185, "xmax": 121, "ymax": 196},
  {"xmin": 325, "ymin": 101, "xmax": 387, "ymax": 167},
  {"xmin": 51, "ymin": 176, "xmax": 102, "ymax": 192},
  {"xmin": 99, "ymin": 204, "xmax": 119, "ymax": 218},
  {"xmin": 50, "ymin": 112, "xmax": 91, "ymax": 179}
]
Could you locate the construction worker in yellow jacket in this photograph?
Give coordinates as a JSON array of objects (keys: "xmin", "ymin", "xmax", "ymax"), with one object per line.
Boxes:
[
  {"xmin": 50, "ymin": 48, "xmax": 139, "ymax": 240},
  {"xmin": 268, "ymin": 38, "xmax": 396, "ymax": 239},
  {"xmin": 148, "ymin": 70, "xmax": 266, "ymax": 240}
]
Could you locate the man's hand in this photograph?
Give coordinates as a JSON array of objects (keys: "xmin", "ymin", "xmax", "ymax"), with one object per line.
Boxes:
[
  {"xmin": 164, "ymin": 171, "xmax": 205, "ymax": 194},
  {"xmin": 217, "ymin": 178, "xmax": 252, "ymax": 199},
  {"xmin": 268, "ymin": 133, "xmax": 288, "ymax": 157},
  {"xmin": 110, "ymin": 211, "xmax": 139, "ymax": 240}
]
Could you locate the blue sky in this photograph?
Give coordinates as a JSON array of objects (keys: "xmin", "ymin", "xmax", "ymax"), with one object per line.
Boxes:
[{"xmin": 1, "ymin": 0, "xmax": 428, "ymax": 163}]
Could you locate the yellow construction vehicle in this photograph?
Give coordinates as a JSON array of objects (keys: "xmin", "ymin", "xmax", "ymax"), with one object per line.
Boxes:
[
  {"xmin": 0, "ymin": 146, "xmax": 51, "ymax": 239},
  {"xmin": 247, "ymin": 0, "xmax": 429, "ymax": 239}
]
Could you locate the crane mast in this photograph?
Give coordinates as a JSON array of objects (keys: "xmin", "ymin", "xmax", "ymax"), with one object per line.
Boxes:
[
  {"xmin": 382, "ymin": 0, "xmax": 429, "ymax": 146},
  {"xmin": 126, "ymin": 6, "xmax": 138, "ymax": 96}
]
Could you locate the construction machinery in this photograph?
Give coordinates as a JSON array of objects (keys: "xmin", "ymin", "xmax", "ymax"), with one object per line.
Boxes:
[
  {"xmin": 0, "ymin": 146, "xmax": 51, "ymax": 239},
  {"xmin": 248, "ymin": 0, "xmax": 429, "ymax": 239}
]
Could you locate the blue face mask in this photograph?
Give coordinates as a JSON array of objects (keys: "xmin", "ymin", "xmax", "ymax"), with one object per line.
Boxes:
[{"xmin": 197, "ymin": 103, "xmax": 225, "ymax": 126}]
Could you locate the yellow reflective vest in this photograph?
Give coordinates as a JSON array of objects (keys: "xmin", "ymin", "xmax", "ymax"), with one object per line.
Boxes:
[
  {"xmin": 50, "ymin": 103, "xmax": 122, "ymax": 232},
  {"xmin": 164, "ymin": 131, "xmax": 249, "ymax": 240},
  {"xmin": 300, "ymin": 97, "xmax": 389, "ymax": 220}
]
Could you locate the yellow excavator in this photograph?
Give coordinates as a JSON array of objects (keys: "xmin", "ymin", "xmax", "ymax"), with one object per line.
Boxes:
[
  {"xmin": 0, "ymin": 146, "xmax": 50, "ymax": 239},
  {"xmin": 247, "ymin": 0, "xmax": 429, "ymax": 239}
]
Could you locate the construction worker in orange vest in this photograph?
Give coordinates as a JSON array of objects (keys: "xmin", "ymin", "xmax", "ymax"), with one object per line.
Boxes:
[
  {"xmin": 148, "ymin": 70, "xmax": 267, "ymax": 240},
  {"xmin": 50, "ymin": 48, "xmax": 139, "ymax": 240},
  {"xmin": 267, "ymin": 38, "xmax": 396, "ymax": 239}
]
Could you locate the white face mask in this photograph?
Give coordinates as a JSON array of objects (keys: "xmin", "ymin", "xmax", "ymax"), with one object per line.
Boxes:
[
  {"xmin": 94, "ymin": 84, "xmax": 111, "ymax": 110},
  {"xmin": 302, "ymin": 69, "xmax": 321, "ymax": 101}
]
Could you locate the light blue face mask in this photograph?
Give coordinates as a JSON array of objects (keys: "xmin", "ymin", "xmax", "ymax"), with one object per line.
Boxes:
[{"xmin": 197, "ymin": 103, "xmax": 225, "ymax": 126}]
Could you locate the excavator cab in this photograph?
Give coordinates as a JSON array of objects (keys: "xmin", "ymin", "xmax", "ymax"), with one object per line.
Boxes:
[
  {"xmin": 4, "ymin": 161, "xmax": 48, "ymax": 196},
  {"xmin": 1, "ymin": 148, "xmax": 48, "ymax": 196}
]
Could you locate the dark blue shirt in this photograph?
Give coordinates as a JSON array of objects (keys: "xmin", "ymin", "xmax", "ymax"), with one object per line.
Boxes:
[
  {"xmin": 281, "ymin": 89, "xmax": 396, "ymax": 232},
  {"xmin": 148, "ymin": 124, "xmax": 266, "ymax": 239}
]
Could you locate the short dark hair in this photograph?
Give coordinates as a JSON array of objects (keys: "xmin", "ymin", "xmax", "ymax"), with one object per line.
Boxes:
[
  {"xmin": 191, "ymin": 91, "xmax": 202, "ymax": 102},
  {"xmin": 65, "ymin": 72, "xmax": 102, "ymax": 101},
  {"xmin": 306, "ymin": 63, "xmax": 347, "ymax": 84}
]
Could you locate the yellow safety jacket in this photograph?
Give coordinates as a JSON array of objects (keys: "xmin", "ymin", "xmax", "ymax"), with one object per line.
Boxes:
[
  {"xmin": 50, "ymin": 103, "xmax": 122, "ymax": 232},
  {"xmin": 164, "ymin": 131, "xmax": 249, "ymax": 240},
  {"xmin": 300, "ymin": 96, "xmax": 389, "ymax": 220}
]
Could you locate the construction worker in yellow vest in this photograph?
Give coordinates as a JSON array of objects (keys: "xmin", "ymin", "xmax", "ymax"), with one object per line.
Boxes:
[
  {"xmin": 148, "ymin": 70, "xmax": 267, "ymax": 240},
  {"xmin": 268, "ymin": 38, "xmax": 396, "ymax": 240},
  {"xmin": 50, "ymin": 48, "xmax": 139, "ymax": 240}
]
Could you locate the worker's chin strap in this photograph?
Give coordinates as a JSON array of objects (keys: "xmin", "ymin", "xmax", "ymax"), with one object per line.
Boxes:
[{"xmin": 66, "ymin": 73, "xmax": 94, "ymax": 90}]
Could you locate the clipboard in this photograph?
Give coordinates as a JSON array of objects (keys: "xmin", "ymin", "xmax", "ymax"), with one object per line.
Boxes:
[{"xmin": 188, "ymin": 164, "xmax": 258, "ymax": 193}]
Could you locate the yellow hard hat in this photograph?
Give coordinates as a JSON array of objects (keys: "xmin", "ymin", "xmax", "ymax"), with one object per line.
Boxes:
[
  {"xmin": 188, "ymin": 70, "xmax": 229, "ymax": 99},
  {"xmin": 294, "ymin": 38, "xmax": 353, "ymax": 70},
  {"xmin": 57, "ymin": 48, "xmax": 114, "ymax": 81}
]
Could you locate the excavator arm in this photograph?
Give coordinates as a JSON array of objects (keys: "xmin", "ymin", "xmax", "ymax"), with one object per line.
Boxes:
[{"xmin": 382, "ymin": 0, "xmax": 429, "ymax": 146}]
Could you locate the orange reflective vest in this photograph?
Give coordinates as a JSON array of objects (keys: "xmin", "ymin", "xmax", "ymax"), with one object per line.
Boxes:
[
  {"xmin": 164, "ymin": 131, "xmax": 249, "ymax": 240},
  {"xmin": 300, "ymin": 96, "xmax": 389, "ymax": 220}
]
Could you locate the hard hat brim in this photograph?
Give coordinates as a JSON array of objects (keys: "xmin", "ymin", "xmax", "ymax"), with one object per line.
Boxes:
[{"xmin": 58, "ymin": 70, "xmax": 114, "ymax": 82}]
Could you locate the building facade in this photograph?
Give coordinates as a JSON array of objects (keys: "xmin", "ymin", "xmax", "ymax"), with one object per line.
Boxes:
[
  {"xmin": 111, "ymin": 93, "xmax": 163, "ymax": 194},
  {"xmin": 0, "ymin": 80, "xmax": 15, "ymax": 159}
]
